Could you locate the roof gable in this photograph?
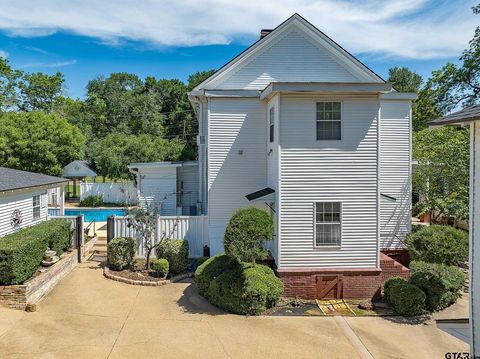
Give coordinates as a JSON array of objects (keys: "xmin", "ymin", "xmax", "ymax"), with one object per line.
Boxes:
[{"xmin": 195, "ymin": 14, "xmax": 384, "ymax": 91}]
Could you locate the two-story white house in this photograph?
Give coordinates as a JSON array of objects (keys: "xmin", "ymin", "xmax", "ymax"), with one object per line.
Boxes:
[{"xmin": 188, "ymin": 14, "xmax": 414, "ymax": 299}]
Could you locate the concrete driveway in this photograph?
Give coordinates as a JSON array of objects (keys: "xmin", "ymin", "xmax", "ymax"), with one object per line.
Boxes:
[{"xmin": 0, "ymin": 258, "xmax": 468, "ymax": 359}]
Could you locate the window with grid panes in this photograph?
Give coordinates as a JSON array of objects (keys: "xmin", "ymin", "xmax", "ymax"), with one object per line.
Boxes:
[
  {"xmin": 316, "ymin": 102, "xmax": 341, "ymax": 140},
  {"xmin": 315, "ymin": 202, "xmax": 341, "ymax": 246}
]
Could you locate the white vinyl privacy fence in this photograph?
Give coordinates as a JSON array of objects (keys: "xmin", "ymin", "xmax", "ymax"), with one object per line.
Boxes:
[
  {"xmin": 109, "ymin": 215, "xmax": 208, "ymax": 258},
  {"xmin": 80, "ymin": 182, "xmax": 137, "ymax": 205}
]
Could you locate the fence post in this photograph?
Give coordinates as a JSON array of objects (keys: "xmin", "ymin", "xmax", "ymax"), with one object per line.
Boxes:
[
  {"xmin": 76, "ymin": 215, "xmax": 84, "ymax": 263},
  {"xmin": 107, "ymin": 215, "xmax": 115, "ymax": 243}
]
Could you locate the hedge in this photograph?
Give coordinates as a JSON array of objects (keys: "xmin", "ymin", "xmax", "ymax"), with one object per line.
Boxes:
[
  {"xmin": 406, "ymin": 225, "xmax": 468, "ymax": 266},
  {"xmin": 107, "ymin": 237, "xmax": 135, "ymax": 271},
  {"xmin": 195, "ymin": 254, "xmax": 284, "ymax": 315},
  {"xmin": 0, "ymin": 219, "xmax": 71, "ymax": 285},
  {"xmin": 410, "ymin": 260, "xmax": 465, "ymax": 311},
  {"xmin": 156, "ymin": 239, "xmax": 189, "ymax": 274},
  {"xmin": 151, "ymin": 258, "xmax": 169, "ymax": 277},
  {"xmin": 384, "ymin": 277, "xmax": 425, "ymax": 316},
  {"xmin": 196, "ymin": 256, "xmax": 209, "ymax": 267}
]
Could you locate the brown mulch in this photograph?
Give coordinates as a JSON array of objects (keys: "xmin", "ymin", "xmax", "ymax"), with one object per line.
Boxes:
[{"xmin": 109, "ymin": 269, "xmax": 166, "ymax": 282}]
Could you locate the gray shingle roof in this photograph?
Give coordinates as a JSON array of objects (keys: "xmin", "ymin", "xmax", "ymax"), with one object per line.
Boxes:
[
  {"xmin": 0, "ymin": 167, "xmax": 67, "ymax": 192},
  {"xmin": 429, "ymin": 105, "xmax": 480, "ymax": 126}
]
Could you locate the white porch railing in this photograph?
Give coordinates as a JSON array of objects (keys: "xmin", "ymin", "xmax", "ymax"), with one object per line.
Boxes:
[{"xmin": 109, "ymin": 215, "xmax": 208, "ymax": 258}]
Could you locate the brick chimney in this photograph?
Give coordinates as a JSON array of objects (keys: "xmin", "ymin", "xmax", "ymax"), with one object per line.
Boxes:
[{"xmin": 260, "ymin": 29, "xmax": 272, "ymax": 39}]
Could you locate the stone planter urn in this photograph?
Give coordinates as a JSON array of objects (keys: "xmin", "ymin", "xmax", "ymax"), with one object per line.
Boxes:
[{"xmin": 41, "ymin": 249, "xmax": 59, "ymax": 267}]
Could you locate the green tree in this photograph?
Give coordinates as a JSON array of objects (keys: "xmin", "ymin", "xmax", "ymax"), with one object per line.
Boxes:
[
  {"xmin": 0, "ymin": 111, "xmax": 86, "ymax": 176},
  {"xmin": 0, "ymin": 57, "xmax": 22, "ymax": 111},
  {"xmin": 187, "ymin": 69, "xmax": 215, "ymax": 91},
  {"xmin": 91, "ymin": 133, "xmax": 185, "ymax": 179},
  {"xmin": 17, "ymin": 72, "xmax": 64, "ymax": 112},
  {"xmin": 427, "ymin": 3, "xmax": 479, "ymax": 113},
  {"xmin": 388, "ymin": 66, "xmax": 422, "ymax": 93},
  {"xmin": 413, "ymin": 126, "xmax": 469, "ymax": 222},
  {"xmin": 412, "ymin": 87, "xmax": 440, "ymax": 132}
]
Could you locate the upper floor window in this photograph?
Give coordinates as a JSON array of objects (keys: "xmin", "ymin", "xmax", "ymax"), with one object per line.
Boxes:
[
  {"xmin": 316, "ymin": 102, "xmax": 341, "ymax": 140},
  {"xmin": 269, "ymin": 107, "xmax": 274, "ymax": 143},
  {"xmin": 33, "ymin": 195, "xmax": 41, "ymax": 220},
  {"xmin": 314, "ymin": 202, "xmax": 341, "ymax": 246}
]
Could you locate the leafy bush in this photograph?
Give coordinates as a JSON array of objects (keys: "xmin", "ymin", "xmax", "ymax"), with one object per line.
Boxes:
[
  {"xmin": 0, "ymin": 232, "xmax": 47, "ymax": 285},
  {"xmin": 79, "ymin": 195, "xmax": 104, "ymax": 207},
  {"xmin": 151, "ymin": 258, "xmax": 169, "ymax": 277},
  {"xmin": 385, "ymin": 278, "xmax": 426, "ymax": 316},
  {"xmin": 195, "ymin": 254, "xmax": 284, "ymax": 315},
  {"xmin": 0, "ymin": 220, "xmax": 73, "ymax": 285},
  {"xmin": 407, "ymin": 225, "xmax": 468, "ymax": 266},
  {"xmin": 131, "ymin": 257, "xmax": 147, "ymax": 271},
  {"xmin": 410, "ymin": 261, "xmax": 465, "ymax": 311},
  {"xmin": 156, "ymin": 239, "xmax": 189, "ymax": 274},
  {"xmin": 223, "ymin": 207, "xmax": 274, "ymax": 262},
  {"xmin": 107, "ymin": 237, "xmax": 135, "ymax": 271},
  {"xmin": 383, "ymin": 276, "xmax": 407, "ymax": 304},
  {"xmin": 196, "ymin": 256, "xmax": 209, "ymax": 267},
  {"xmin": 27, "ymin": 219, "xmax": 72, "ymax": 254}
]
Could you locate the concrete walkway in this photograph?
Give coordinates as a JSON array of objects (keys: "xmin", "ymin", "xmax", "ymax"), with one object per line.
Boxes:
[{"xmin": 0, "ymin": 255, "xmax": 469, "ymax": 358}]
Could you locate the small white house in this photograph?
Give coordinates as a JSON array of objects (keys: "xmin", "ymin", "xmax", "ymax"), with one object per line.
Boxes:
[
  {"xmin": 429, "ymin": 104, "xmax": 480, "ymax": 358},
  {"xmin": 0, "ymin": 167, "xmax": 67, "ymax": 237},
  {"xmin": 128, "ymin": 161, "xmax": 199, "ymax": 216},
  {"xmin": 188, "ymin": 13, "xmax": 415, "ymax": 299}
]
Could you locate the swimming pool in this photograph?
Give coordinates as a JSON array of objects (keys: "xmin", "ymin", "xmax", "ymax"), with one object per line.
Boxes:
[{"xmin": 63, "ymin": 208, "xmax": 127, "ymax": 222}]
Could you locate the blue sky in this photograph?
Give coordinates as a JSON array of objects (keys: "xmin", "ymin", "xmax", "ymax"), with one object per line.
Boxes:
[{"xmin": 0, "ymin": 0, "xmax": 477, "ymax": 98}]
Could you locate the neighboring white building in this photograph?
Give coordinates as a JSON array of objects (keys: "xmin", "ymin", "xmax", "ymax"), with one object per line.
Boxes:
[
  {"xmin": 128, "ymin": 161, "xmax": 200, "ymax": 216},
  {"xmin": 429, "ymin": 104, "xmax": 480, "ymax": 358},
  {"xmin": 188, "ymin": 14, "xmax": 415, "ymax": 299},
  {"xmin": 0, "ymin": 167, "xmax": 67, "ymax": 237}
]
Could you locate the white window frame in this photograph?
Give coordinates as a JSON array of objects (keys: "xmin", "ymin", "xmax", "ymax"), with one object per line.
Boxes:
[
  {"xmin": 269, "ymin": 106, "xmax": 275, "ymax": 143},
  {"xmin": 313, "ymin": 201, "xmax": 342, "ymax": 248},
  {"xmin": 33, "ymin": 195, "xmax": 41, "ymax": 221},
  {"xmin": 316, "ymin": 101, "xmax": 342, "ymax": 141}
]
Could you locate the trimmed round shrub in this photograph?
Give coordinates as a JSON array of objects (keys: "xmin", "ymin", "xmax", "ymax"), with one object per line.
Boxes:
[
  {"xmin": 410, "ymin": 260, "xmax": 465, "ymax": 312},
  {"xmin": 131, "ymin": 257, "xmax": 147, "ymax": 271},
  {"xmin": 407, "ymin": 225, "xmax": 468, "ymax": 266},
  {"xmin": 195, "ymin": 254, "xmax": 284, "ymax": 315},
  {"xmin": 156, "ymin": 239, "xmax": 188, "ymax": 274},
  {"xmin": 223, "ymin": 207, "xmax": 274, "ymax": 262},
  {"xmin": 196, "ymin": 256, "xmax": 209, "ymax": 267},
  {"xmin": 151, "ymin": 258, "xmax": 169, "ymax": 277},
  {"xmin": 387, "ymin": 280, "xmax": 426, "ymax": 316},
  {"xmin": 107, "ymin": 237, "xmax": 135, "ymax": 271},
  {"xmin": 383, "ymin": 276, "xmax": 407, "ymax": 305}
]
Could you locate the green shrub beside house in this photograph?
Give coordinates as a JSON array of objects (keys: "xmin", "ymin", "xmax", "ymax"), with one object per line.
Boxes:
[
  {"xmin": 107, "ymin": 237, "xmax": 135, "ymax": 271},
  {"xmin": 194, "ymin": 207, "xmax": 283, "ymax": 315},
  {"xmin": 0, "ymin": 219, "xmax": 72, "ymax": 285},
  {"xmin": 195, "ymin": 254, "xmax": 283, "ymax": 315}
]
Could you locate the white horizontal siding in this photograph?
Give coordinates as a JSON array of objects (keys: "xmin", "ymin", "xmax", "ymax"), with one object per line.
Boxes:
[
  {"xmin": 214, "ymin": 28, "xmax": 359, "ymax": 90},
  {"xmin": 138, "ymin": 167, "xmax": 177, "ymax": 215},
  {"xmin": 279, "ymin": 97, "xmax": 379, "ymax": 269},
  {"xmin": 208, "ymin": 98, "xmax": 267, "ymax": 254},
  {"xmin": 0, "ymin": 190, "xmax": 48, "ymax": 237},
  {"xmin": 379, "ymin": 100, "xmax": 411, "ymax": 249}
]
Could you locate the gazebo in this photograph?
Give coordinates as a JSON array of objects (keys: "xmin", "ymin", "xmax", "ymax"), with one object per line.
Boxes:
[{"xmin": 62, "ymin": 160, "xmax": 97, "ymax": 200}]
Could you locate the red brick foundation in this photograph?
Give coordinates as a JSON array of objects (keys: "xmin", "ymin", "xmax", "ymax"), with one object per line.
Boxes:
[
  {"xmin": 277, "ymin": 267, "xmax": 382, "ymax": 300},
  {"xmin": 277, "ymin": 252, "xmax": 411, "ymax": 300}
]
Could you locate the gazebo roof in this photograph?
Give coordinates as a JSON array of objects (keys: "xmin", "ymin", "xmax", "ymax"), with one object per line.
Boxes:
[{"xmin": 63, "ymin": 160, "xmax": 97, "ymax": 178}]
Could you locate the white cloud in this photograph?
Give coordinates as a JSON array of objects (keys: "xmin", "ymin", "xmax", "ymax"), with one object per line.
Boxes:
[
  {"xmin": 19, "ymin": 59, "xmax": 77, "ymax": 68},
  {"xmin": 0, "ymin": 50, "xmax": 8, "ymax": 59},
  {"xmin": 0, "ymin": 0, "xmax": 477, "ymax": 59}
]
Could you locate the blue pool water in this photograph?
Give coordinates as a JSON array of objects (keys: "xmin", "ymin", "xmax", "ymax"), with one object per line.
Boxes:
[{"xmin": 64, "ymin": 208, "xmax": 126, "ymax": 222}]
